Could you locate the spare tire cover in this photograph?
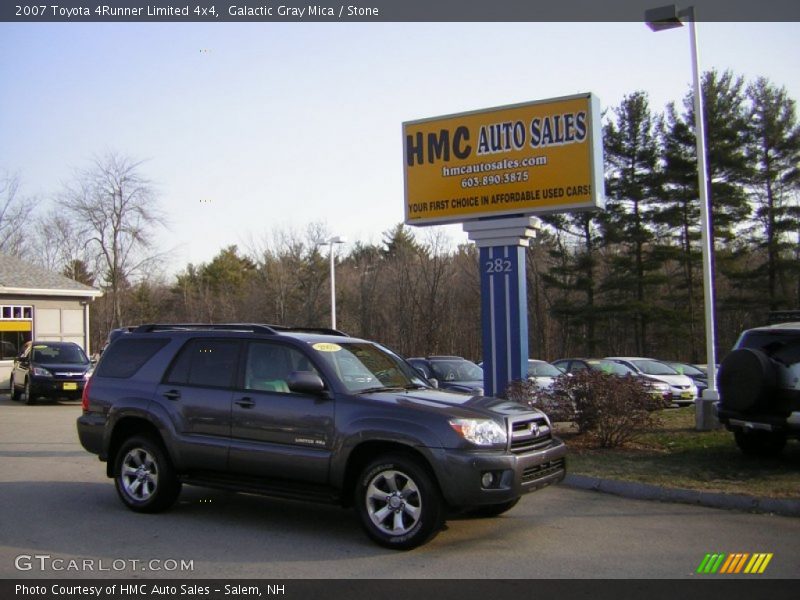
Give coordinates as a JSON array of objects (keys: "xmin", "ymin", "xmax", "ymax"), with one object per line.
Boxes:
[{"xmin": 718, "ymin": 348, "xmax": 777, "ymax": 411}]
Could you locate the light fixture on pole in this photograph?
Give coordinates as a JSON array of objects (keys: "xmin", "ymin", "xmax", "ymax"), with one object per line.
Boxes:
[
  {"xmin": 324, "ymin": 235, "xmax": 347, "ymax": 329},
  {"xmin": 646, "ymin": 4, "xmax": 718, "ymax": 430}
]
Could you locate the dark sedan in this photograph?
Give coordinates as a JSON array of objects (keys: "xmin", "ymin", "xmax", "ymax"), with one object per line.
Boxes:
[{"xmin": 662, "ymin": 360, "xmax": 709, "ymax": 394}]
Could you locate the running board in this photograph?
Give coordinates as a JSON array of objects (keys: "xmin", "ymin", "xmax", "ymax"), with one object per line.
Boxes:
[{"xmin": 180, "ymin": 472, "xmax": 341, "ymax": 505}]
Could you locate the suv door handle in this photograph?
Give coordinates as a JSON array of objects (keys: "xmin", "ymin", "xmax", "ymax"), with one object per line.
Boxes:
[
  {"xmin": 163, "ymin": 389, "xmax": 181, "ymax": 400},
  {"xmin": 235, "ymin": 397, "xmax": 255, "ymax": 408}
]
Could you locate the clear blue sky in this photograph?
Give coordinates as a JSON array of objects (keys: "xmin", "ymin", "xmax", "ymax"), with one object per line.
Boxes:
[{"xmin": 1, "ymin": 21, "xmax": 798, "ymax": 274}]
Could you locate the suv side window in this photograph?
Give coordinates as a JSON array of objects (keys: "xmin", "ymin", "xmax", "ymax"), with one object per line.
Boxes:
[
  {"xmin": 244, "ymin": 342, "xmax": 318, "ymax": 393},
  {"xmin": 95, "ymin": 338, "xmax": 170, "ymax": 379},
  {"xmin": 165, "ymin": 338, "xmax": 241, "ymax": 389}
]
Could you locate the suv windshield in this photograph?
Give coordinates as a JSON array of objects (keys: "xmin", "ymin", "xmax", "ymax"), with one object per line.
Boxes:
[
  {"xmin": 587, "ymin": 360, "xmax": 635, "ymax": 376},
  {"xmin": 32, "ymin": 344, "xmax": 89, "ymax": 365},
  {"xmin": 311, "ymin": 341, "xmax": 428, "ymax": 393},
  {"xmin": 528, "ymin": 362, "xmax": 563, "ymax": 377},
  {"xmin": 632, "ymin": 360, "xmax": 678, "ymax": 376},
  {"xmin": 430, "ymin": 359, "xmax": 483, "ymax": 382}
]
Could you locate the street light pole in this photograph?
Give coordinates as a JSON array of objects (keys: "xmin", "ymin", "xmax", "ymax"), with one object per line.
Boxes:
[
  {"xmin": 325, "ymin": 236, "xmax": 346, "ymax": 330},
  {"xmin": 646, "ymin": 4, "xmax": 718, "ymax": 429}
]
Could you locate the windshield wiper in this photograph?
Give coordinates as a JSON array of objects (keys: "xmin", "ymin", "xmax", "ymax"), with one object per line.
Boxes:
[{"xmin": 356, "ymin": 386, "xmax": 405, "ymax": 394}]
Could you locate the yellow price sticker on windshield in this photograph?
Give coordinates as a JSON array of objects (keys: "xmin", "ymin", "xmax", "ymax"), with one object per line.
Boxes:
[{"xmin": 313, "ymin": 343, "xmax": 342, "ymax": 352}]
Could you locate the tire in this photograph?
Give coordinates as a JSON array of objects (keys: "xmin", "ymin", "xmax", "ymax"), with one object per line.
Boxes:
[
  {"xmin": 466, "ymin": 498, "xmax": 520, "ymax": 518},
  {"xmin": 23, "ymin": 379, "xmax": 34, "ymax": 405},
  {"xmin": 9, "ymin": 376, "xmax": 20, "ymax": 402},
  {"xmin": 114, "ymin": 435, "xmax": 182, "ymax": 513},
  {"xmin": 355, "ymin": 454, "xmax": 444, "ymax": 550},
  {"xmin": 734, "ymin": 430, "xmax": 786, "ymax": 458},
  {"xmin": 718, "ymin": 349, "xmax": 777, "ymax": 412}
]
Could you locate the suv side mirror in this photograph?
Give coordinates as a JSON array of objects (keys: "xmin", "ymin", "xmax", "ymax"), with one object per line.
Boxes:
[{"xmin": 287, "ymin": 371, "xmax": 326, "ymax": 395}]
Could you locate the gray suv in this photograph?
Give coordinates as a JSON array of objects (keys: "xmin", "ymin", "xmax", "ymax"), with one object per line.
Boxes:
[
  {"xmin": 717, "ymin": 315, "xmax": 800, "ymax": 457},
  {"xmin": 77, "ymin": 324, "xmax": 567, "ymax": 549}
]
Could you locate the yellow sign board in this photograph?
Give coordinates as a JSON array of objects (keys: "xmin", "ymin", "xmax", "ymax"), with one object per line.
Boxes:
[{"xmin": 403, "ymin": 93, "xmax": 604, "ymax": 225}]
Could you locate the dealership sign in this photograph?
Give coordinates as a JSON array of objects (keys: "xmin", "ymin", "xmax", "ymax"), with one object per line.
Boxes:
[{"xmin": 403, "ymin": 93, "xmax": 604, "ymax": 226}]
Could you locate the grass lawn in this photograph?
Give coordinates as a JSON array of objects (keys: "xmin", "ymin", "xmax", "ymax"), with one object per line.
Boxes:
[{"xmin": 560, "ymin": 407, "xmax": 800, "ymax": 499}]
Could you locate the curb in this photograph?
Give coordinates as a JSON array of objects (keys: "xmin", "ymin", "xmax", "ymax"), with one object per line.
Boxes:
[{"xmin": 563, "ymin": 474, "xmax": 800, "ymax": 518}]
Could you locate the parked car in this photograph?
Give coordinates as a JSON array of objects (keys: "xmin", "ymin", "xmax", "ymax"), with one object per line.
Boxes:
[
  {"xmin": 552, "ymin": 357, "xmax": 672, "ymax": 401},
  {"xmin": 0, "ymin": 340, "xmax": 18, "ymax": 359},
  {"xmin": 407, "ymin": 355, "xmax": 484, "ymax": 394},
  {"xmin": 10, "ymin": 341, "xmax": 92, "ymax": 404},
  {"xmin": 606, "ymin": 357, "xmax": 698, "ymax": 405},
  {"xmin": 552, "ymin": 357, "xmax": 631, "ymax": 376},
  {"xmin": 662, "ymin": 361, "xmax": 708, "ymax": 395},
  {"xmin": 99, "ymin": 326, "xmax": 137, "ymax": 355},
  {"xmin": 77, "ymin": 324, "xmax": 567, "ymax": 549},
  {"xmin": 526, "ymin": 359, "xmax": 565, "ymax": 390},
  {"xmin": 716, "ymin": 320, "xmax": 800, "ymax": 457}
]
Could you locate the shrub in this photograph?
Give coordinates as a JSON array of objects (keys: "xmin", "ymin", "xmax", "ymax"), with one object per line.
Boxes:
[
  {"xmin": 505, "ymin": 371, "xmax": 671, "ymax": 448},
  {"xmin": 505, "ymin": 378, "xmax": 577, "ymax": 424}
]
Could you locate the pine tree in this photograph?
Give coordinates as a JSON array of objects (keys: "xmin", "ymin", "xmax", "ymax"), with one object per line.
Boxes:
[
  {"xmin": 602, "ymin": 91, "xmax": 665, "ymax": 355},
  {"xmin": 659, "ymin": 103, "xmax": 704, "ymax": 360},
  {"xmin": 746, "ymin": 77, "xmax": 800, "ymax": 310},
  {"xmin": 539, "ymin": 212, "xmax": 605, "ymax": 357}
]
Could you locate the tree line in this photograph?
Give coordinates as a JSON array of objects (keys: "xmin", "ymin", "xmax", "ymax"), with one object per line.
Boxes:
[{"xmin": 2, "ymin": 69, "xmax": 798, "ymax": 362}]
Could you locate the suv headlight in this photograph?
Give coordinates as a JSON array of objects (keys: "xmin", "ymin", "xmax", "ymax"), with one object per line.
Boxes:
[
  {"xmin": 449, "ymin": 419, "xmax": 507, "ymax": 446},
  {"xmin": 32, "ymin": 367, "xmax": 53, "ymax": 378}
]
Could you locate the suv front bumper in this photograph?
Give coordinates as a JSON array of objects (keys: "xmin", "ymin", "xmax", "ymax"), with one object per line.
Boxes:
[
  {"xmin": 432, "ymin": 437, "xmax": 567, "ymax": 508},
  {"xmin": 30, "ymin": 377, "xmax": 85, "ymax": 399}
]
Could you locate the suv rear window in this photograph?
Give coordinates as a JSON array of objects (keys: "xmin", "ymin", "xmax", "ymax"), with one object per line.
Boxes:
[
  {"xmin": 95, "ymin": 338, "xmax": 170, "ymax": 379},
  {"xmin": 739, "ymin": 330, "xmax": 800, "ymax": 364}
]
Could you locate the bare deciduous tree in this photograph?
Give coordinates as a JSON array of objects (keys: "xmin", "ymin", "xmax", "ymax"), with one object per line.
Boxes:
[
  {"xmin": 0, "ymin": 170, "xmax": 36, "ymax": 258},
  {"xmin": 62, "ymin": 153, "xmax": 165, "ymax": 328},
  {"xmin": 34, "ymin": 211, "xmax": 96, "ymax": 274}
]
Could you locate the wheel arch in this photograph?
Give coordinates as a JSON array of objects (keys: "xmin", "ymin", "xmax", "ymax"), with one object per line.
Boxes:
[
  {"xmin": 106, "ymin": 417, "xmax": 164, "ymax": 478},
  {"xmin": 340, "ymin": 440, "xmax": 441, "ymax": 508}
]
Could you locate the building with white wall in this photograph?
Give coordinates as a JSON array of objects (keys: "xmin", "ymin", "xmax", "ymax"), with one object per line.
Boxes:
[{"xmin": 0, "ymin": 253, "xmax": 102, "ymax": 387}]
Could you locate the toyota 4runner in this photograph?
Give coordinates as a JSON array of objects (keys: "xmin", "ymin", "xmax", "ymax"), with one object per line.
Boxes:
[
  {"xmin": 717, "ymin": 316, "xmax": 800, "ymax": 457},
  {"xmin": 77, "ymin": 324, "xmax": 567, "ymax": 549}
]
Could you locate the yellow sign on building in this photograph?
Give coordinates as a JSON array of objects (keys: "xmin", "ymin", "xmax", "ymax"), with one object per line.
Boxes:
[{"xmin": 403, "ymin": 93, "xmax": 604, "ymax": 225}]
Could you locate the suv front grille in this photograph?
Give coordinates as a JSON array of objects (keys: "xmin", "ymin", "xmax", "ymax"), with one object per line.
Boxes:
[{"xmin": 509, "ymin": 416, "xmax": 552, "ymax": 454}]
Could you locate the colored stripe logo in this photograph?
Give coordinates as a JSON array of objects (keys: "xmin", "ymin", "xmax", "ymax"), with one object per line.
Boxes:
[{"xmin": 696, "ymin": 553, "xmax": 773, "ymax": 574}]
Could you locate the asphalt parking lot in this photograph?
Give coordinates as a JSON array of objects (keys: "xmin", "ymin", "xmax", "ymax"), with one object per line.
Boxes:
[{"xmin": 1, "ymin": 394, "xmax": 799, "ymax": 579}]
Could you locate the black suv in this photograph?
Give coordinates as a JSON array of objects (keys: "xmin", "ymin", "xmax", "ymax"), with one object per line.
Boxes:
[
  {"xmin": 717, "ymin": 317, "xmax": 800, "ymax": 457},
  {"xmin": 77, "ymin": 324, "xmax": 566, "ymax": 549}
]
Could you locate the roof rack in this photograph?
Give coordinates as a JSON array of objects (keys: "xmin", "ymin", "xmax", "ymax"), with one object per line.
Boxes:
[
  {"xmin": 133, "ymin": 323, "xmax": 279, "ymax": 334},
  {"xmin": 131, "ymin": 323, "xmax": 350, "ymax": 337},
  {"xmin": 268, "ymin": 325, "xmax": 349, "ymax": 337}
]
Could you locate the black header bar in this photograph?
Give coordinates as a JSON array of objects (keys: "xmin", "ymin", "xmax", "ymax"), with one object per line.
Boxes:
[{"xmin": 3, "ymin": 0, "xmax": 800, "ymax": 22}]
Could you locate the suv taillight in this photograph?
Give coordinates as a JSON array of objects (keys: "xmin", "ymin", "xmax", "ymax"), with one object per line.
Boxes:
[{"xmin": 81, "ymin": 376, "xmax": 92, "ymax": 412}]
